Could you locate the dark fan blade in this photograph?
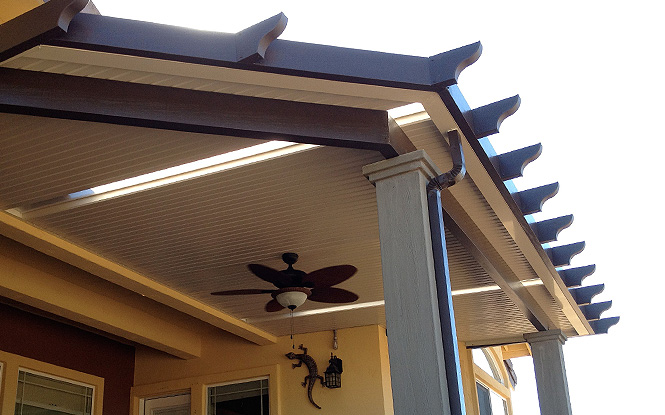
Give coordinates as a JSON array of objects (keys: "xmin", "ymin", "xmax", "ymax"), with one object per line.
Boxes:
[
  {"xmin": 211, "ymin": 289, "xmax": 274, "ymax": 295},
  {"xmin": 308, "ymin": 287, "xmax": 359, "ymax": 303},
  {"xmin": 265, "ymin": 298, "xmax": 285, "ymax": 312},
  {"xmin": 303, "ymin": 265, "xmax": 357, "ymax": 288},
  {"xmin": 248, "ymin": 264, "xmax": 290, "ymax": 287}
]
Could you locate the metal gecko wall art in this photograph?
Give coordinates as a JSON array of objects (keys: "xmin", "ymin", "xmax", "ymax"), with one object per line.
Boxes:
[{"xmin": 285, "ymin": 344, "xmax": 325, "ymax": 409}]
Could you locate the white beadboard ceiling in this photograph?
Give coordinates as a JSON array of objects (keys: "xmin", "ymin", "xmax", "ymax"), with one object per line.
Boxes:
[
  {"xmin": 0, "ymin": 44, "xmax": 576, "ymax": 342},
  {"xmin": 0, "ymin": 110, "xmax": 560, "ymax": 342}
]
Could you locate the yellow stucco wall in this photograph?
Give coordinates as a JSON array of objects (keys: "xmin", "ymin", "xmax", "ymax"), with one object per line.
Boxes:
[
  {"xmin": 133, "ymin": 324, "xmax": 394, "ymax": 415},
  {"xmin": 0, "ymin": 235, "xmax": 204, "ymax": 359},
  {"xmin": 0, "ymin": 0, "xmax": 42, "ymax": 23},
  {"xmin": 0, "ymin": 232, "xmax": 394, "ymax": 414}
]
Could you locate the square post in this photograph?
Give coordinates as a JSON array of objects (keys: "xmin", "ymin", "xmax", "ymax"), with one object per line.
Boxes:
[
  {"xmin": 524, "ymin": 330, "xmax": 573, "ymax": 415},
  {"xmin": 363, "ymin": 150, "xmax": 452, "ymax": 415}
]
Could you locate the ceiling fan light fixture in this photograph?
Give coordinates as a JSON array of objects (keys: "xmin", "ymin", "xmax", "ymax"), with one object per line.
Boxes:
[
  {"xmin": 211, "ymin": 253, "xmax": 359, "ymax": 313},
  {"xmin": 275, "ymin": 287, "xmax": 311, "ymax": 310}
]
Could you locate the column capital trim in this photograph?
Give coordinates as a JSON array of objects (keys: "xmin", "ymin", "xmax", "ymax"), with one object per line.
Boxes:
[
  {"xmin": 524, "ymin": 329, "xmax": 567, "ymax": 345},
  {"xmin": 363, "ymin": 149, "xmax": 441, "ymax": 184}
]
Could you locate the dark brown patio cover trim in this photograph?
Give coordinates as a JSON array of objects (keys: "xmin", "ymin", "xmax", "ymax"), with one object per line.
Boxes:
[
  {"xmin": 0, "ymin": 67, "xmax": 415, "ymax": 158},
  {"xmin": 0, "ymin": 4, "xmax": 617, "ymax": 334}
]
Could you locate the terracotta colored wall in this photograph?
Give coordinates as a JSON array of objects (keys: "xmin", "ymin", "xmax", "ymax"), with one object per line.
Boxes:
[{"xmin": 0, "ymin": 302, "xmax": 135, "ymax": 415}]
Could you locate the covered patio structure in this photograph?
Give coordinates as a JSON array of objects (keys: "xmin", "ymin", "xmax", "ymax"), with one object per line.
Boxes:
[{"xmin": 0, "ymin": 1, "xmax": 617, "ymax": 414}]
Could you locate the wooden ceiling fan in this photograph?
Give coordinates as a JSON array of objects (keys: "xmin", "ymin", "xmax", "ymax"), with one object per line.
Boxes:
[{"xmin": 211, "ymin": 253, "xmax": 359, "ymax": 312}]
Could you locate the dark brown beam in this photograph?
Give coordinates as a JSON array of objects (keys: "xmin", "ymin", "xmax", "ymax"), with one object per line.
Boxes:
[
  {"xmin": 44, "ymin": 13, "xmax": 481, "ymax": 89},
  {"xmin": 0, "ymin": 68, "xmax": 413, "ymax": 158}
]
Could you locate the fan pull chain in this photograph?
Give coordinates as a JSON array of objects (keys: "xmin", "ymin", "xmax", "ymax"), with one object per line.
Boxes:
[{"xmin": 290, "ymin": 309, "xmax": 295, "ymax": 349}]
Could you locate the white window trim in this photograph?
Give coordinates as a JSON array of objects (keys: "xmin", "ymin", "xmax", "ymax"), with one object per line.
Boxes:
[
  {"xmin": 207, "ymin": 375, "xmax": 269, "ymax": 389},
  {"xmin": 18, "ymin": 367, "xmax": 97, "ymax": 392}
]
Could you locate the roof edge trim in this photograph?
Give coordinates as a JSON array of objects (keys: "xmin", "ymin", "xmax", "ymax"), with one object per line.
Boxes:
[
  {"xmin": 4, "ymin": 11, "xmax": 485, "ymax": 91},
  {"xmin": 558, "ymin": 265, "xmax": 596, "ymax": 288},
  {"xmin": 494, "ymin": 143, "xmax": 543, "ymax": 181},
  {"xmin": 428, "ymin": 41, "xmax": 482, "ymax": 87},
  {"xmin": 235, "ymin": 12, "xmax": 288, "ymax": 63},
  {"xmin": 589, "ymin": 316, "xmax": 619, "ymax": 334},
  {"xmin": 469, "ymin": 95, "xmax": 521, "ymax": 139},
  {"xmin": 531, "ymin": 214, "xmax": 574, "ymax": 244}
]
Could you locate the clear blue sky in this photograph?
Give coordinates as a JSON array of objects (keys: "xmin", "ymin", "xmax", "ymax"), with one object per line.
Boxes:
[{"xmin": 92, "ymin": 1, "xmax": 664, "ymax": 412}]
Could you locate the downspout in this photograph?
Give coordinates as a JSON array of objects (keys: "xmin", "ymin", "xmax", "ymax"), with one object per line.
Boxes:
[{"xmin": 426, "ymin": 129, "xmax": 467, "ymax": 415}]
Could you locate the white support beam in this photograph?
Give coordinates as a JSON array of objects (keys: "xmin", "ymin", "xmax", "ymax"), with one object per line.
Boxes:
[
  {"xmin": 0, "ymin": 211, "xmax": 278, "ymax": 346},
  {"xmin": 524, "ymin": 330, "xmax": 573, "ymax": 415},
  {"xmin": 0, "ymin": 239, "xmax": 202, "ymax": 359},
  {"xmin": 364, "ymin": 150, "xmax": 452, "ymax": 415}
]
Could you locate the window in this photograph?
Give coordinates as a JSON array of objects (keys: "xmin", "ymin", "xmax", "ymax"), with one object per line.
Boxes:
[
  {"xmin": 472, "ymin": 348, "xmax": 504, "ymax": 384},
  {"xmin": 15, "ymin": 369, "xmax": 94, "ymax": 415},
  {"xmin": 207, "ymin": 378, "xmax": 269, "ymax": 415},
  {"xmin": 0, "ymin": 350, "xmax": 103, "ymax": 415},
  {"xmin": 472, "ymin": 347, "xmax": 511, "ymax": 415},
  {"xmin": 476, "ymin": 383, "xmax": 508, "ymax": 415},
  {"xmin": 132, "ymin": 366, "xmax": 277, "ymax": 415},
  {"xmin": 143, "ymin": 393, "xmax": 190, "ymax": 415}
]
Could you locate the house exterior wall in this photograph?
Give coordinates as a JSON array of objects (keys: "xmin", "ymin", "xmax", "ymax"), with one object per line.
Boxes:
[
  {"xmin": 0, "ymin": 233, "xmax": 204, "ymax": 359},
  {"xmin": 0, "ymin": 234, "xmax": 393, "ymax": 414},
  {"xmin": 133, "ymin": 324, "xmax": 394, "ymax": 415},
  {"xmin": 0, "ymin": 228, "xmax": 518, "ymax": 415},
  {"xmin": 0, "ymin": 301, "xmax": 135, "ymax": 414}
]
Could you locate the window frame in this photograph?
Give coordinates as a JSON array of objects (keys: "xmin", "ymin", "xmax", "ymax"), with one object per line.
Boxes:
[
  {"xmin": 471, "ymin": 347, "xmax": 513, "ymax": 415},
  {"xmin": 15, "ymin": 367, "xmax": 96, "ymax": 415},
  {"xmin": 472, "ymin": 348, "xmax": 505, "ymax": 385},
  {"xmin": 207, "ymin": 376, "xmax": 270, "ymax": 415},
  {"xmin": 0, "ymin": 350, "xmax": 104, "ymax": 415},
  {"xmin": 142, "ymin": 392, "xmax": 191, "ymax": 415},
  {"xmin": 131, "ymin": 365, "xmax": 279, "ymax": 415}
]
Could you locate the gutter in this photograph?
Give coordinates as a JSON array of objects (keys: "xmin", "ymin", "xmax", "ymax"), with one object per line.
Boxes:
[{"xmin": 426, "ymin": 129, "xmax": 466, "ymax": 415}]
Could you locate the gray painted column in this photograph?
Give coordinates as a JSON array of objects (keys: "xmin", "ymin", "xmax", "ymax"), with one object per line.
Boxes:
[
  {"xmin": 524, "ymin": 330, "xmax": 573, "ymax": 415},
  {"xmin": 363, "ymin": 150, "xmax": 452, "ymax": 415}
]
